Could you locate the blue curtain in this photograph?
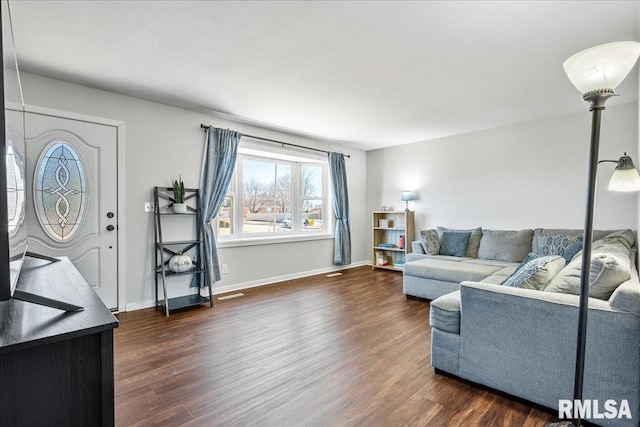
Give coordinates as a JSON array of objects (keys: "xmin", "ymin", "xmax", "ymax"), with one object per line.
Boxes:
[
  {"xmin": 329, "ymin": 152, "xmax": 351, "ymax": 265},
  {"xmin": 200, "ymin": 127, "xmax": 241, "ymax": 284}
]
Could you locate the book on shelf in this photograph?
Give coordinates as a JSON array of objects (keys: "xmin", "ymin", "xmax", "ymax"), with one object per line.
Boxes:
[
  {"xmin": 377, "ymin": 243, "xmax": 396, "ymax": 248},
  {"xmin": 375, "ymin": 251, "xmax": 389, "ymax": 266},
  {"xmin": 394, "ymin": 260, "xmax": 405, "ymax": 267}
]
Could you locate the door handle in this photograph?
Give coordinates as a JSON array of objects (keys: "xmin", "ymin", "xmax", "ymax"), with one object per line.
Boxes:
[
  {"xmin": 107, "ymin": 212, "xmax": 114, "ymax": 218},
  {"xmin": 107, "ymin": 225, "xmax": 115, "ymax": 231}
]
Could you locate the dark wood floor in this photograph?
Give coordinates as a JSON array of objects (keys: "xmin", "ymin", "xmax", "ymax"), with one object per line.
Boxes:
[{"xmin": 114, "ymin": 266, "xmax": 558, "ymax": 426}]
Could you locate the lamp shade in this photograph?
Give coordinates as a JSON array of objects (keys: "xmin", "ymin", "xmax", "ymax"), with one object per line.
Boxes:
[
  {"xmin": 401, "ymin": 191, "xmax": 413, "ymax": 202},
  {"xmin": 608, "ymin": 156, "xmax": 640, "ymax": 192},
  {"xmin": 563, "ymin": 41, "xmax": 640, "ymax": 95}
]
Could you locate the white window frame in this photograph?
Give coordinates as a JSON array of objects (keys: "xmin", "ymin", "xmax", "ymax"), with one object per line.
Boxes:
[{"xmin": 217, "ymin": 147, "xmax": 332, "ymax": 247}]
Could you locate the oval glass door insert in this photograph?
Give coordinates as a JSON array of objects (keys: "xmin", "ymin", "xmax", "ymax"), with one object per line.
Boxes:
[{"xmin": 34, "ymin": 140, "xmax": 87, "ymax": 242}]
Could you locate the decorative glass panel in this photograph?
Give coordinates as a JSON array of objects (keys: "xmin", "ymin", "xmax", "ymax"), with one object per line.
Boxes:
[
  {"xmin": 34, "ymin": 141, "xmax": 87, "ymax": 242},
  {"xmin": 5, "ymin": 140, "xmax": 25, "ymax": 236}
]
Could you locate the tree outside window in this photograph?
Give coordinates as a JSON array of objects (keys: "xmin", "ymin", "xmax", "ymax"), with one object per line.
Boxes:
[{"xmin": 220, "ymin": 153, "xmax": 328, "ymax": 239}]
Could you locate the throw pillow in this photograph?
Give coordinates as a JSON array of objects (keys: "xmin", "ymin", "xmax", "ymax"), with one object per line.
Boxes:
[
  {"xmin": 533, "ymin": 232, "xmax": 583, "ymax": 257},
  {"xmin": 437, "ymin": 226, "xmax": 482, "ymax": 258},
  {"xmin": 503, "ymin": 256, "xmax": 566, "ymax": 290},
  {"xmin": 598, "ymin": 229, "xmax": 635, "ymax": 248},
  {"xmin": 514, "ymin": 252, "xmax": 541, "ymax": 274},
  {"xmin": 545, "ymin": 234, "xmax": 632, "ymax": 300},
  {"xmin": 544, "ymin": 253, "xmax": 631, "ymax": 300},
  {"xmin": 562, "ymin": 241, "xmax": 583, "ymax": 264},
  {"xmin": 477, "ymin": 229, "xmax": 534, "ymax": 263},
  {"xmin": 418, "ymin": 229, "xmax": 440, "ymax": 255},
  {"xmin": 439, "ymin": 230, "xmax": 471, "ymax": 257}
]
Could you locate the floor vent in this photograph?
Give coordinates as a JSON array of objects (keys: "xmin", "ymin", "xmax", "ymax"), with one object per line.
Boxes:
[
  {"xmin": 326, "ymin": 272, "xmax": 343, "ymax": 277},
  {"xmin": 217, "ymin": 293, "xmax": 245, "ymax": 301}
]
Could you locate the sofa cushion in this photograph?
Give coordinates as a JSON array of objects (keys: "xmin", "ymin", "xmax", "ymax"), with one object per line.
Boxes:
[
  {"xmin": 477, "ymin": 229, "xmax": 534, "ymax": 263},
  {"xmin": 533, "ymin": 230, "xmax": 582, "ymax": 257},
  {"xmin": 419, "ymin": 229, "xmax": 440, "ymax": 255},
  {"xmin": 403, "ymin": 258, "xmax": 503, "ymax": 283},
  {"xmin": 406, "ymin": 253, "xmax": 471, "ymax": 263},
  {"xmin": 430, "ymin": 291, "xmax": 461, "ymax": 334},
  {"xmin": 545, "ymin": 235, "xmax": 632, "ymax": 300},
  {"xmin": 462, "ymin": 259, "xmax": 517, "ymax": 268},
  {"xmin": 503, "ymin": 255, "xmax": 565, "ymax": 290},
  {"xmin": 437, "ymin": 226, "xmax": 482, "ymax": 258},
  {"xmin": 439, "ymin": 231, "xmax": 471, "ymax": 257},
  {"xmin": 480, "ymin": 266, "xmax": 518, "ymax": 285}
]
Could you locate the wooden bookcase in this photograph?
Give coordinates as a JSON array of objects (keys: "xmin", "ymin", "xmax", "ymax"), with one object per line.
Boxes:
[{"xmin": 372, "ymin": 210, "xmax": 414, "ymax": 271}]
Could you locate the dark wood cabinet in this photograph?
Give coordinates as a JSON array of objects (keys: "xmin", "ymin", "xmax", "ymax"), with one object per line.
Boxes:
[{"xmin": 0, "ymin": 257, "xmax": 118, "ymax": 426}]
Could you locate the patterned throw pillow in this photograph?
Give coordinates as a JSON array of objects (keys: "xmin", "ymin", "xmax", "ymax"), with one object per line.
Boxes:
[
  {"xmin": 439, "ymin": 231, "xmax": 471, "ymax": 257},
  {"xmin": 513, "ymin": 252, "xmax": 541, "ymax": 274},
  {"xmin": 534, "ymin": 233, "xmax": 583, "ymax": 257},
  {"xmin": 419, "ymin": 229, "xmax": 440, "ymax": 255},
  {"xmin": 503, "ymin": 255, "xmax": 566, "ymax": 290}
]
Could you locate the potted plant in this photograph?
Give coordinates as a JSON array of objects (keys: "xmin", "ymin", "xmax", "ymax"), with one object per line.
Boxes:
[{"xmin": 172, "ymin": 176, "xmax": 187, "ymax": 213}]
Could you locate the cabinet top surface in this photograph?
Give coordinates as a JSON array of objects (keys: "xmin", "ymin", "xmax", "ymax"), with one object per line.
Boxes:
[
  {"xmin": 0, "ymin": 257, "xmax": 118, "ymax": 353},
  {"xmin": 372, "ymin": 211, "xmax": 413, "ymax": 214}
]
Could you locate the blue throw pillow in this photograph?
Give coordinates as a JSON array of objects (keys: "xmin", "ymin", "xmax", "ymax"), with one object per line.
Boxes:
[
  {"xmin": 513, "ymin": 252, "xmax": 541, "ymax": 275},
  {"xmin": 439, "ymin": 231, "xmax": 471, "ymax": 257},
  {"xmin": 563, "ymin": 241, "xmax": 583, "ymax": 264}
]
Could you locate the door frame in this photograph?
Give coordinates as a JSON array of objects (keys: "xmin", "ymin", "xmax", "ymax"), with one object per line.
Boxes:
[{"xmin": 24, "ymin": 104, "xmax": 126, "ymax": 312}]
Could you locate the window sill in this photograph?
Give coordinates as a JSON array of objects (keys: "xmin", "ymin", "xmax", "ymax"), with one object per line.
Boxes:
[{"xmin": 217, "ymin": 232, "xmax": 333, "ymax": 248}]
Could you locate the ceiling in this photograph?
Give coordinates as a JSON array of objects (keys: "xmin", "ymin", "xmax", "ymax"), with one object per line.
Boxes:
[{"xmin": 8, "ymin": 1, "xmax": 640, "ymax": 151}]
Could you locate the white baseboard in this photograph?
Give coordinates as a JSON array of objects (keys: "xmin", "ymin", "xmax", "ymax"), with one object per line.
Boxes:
[
  {"xmin": 124, "ymin": 260, "xmax": 369, "ymax": 312},
  {"xmin": 211, "ymin": 260, "xmax": 369, "ymax": 295},
  {"xmin": 125, "ymin": 300, "xmax": 156, "ymax": 312}
]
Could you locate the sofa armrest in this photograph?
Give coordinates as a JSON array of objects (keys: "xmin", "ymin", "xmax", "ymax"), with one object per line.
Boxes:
[
  {"xmin": 609, "ymin": 269, "xmax": 640, "ymax": 317},
  {"xmin": 411, "ymin": 240, "xmax": 425, "ymax": 254}
]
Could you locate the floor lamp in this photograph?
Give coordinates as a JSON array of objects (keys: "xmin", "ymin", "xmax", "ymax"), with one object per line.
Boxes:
[{"xmin": 553, "ymin": 41, "xmax": 640, "ymax": 427}]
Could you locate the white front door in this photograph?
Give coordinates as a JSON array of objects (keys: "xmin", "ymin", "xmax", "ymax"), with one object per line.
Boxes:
[{"xmin": 24, "ymin": 112, "xmax": 119, "ymax": 310}]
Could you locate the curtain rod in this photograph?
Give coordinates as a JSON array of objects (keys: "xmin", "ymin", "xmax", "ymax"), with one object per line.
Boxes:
[{"xmin": 200, "ymin": 124, "xmax": 350, "ymax": 158}]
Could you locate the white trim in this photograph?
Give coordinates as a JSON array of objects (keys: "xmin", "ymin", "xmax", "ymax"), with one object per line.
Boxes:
[
  {"xmin": 24, "ymin": 104, "xmax": 126, "ymax": 312},
  {"xmin": 124, "ymin": 260, "xmax": 369, "ymax": 312},
  {"xmin": 218, "ymin": 232, "xmax": 333, "ymax": 248},
  {"xmin": 209, "ymin": 260, "xmax": 369, "ymax": 296},
  {"xmin": 24, "ymin": 104, "xmax": 123, "ymax": 127},
  {"xmin": 125, "ymin": 299, "xmax": 154, "ymax": 312}
]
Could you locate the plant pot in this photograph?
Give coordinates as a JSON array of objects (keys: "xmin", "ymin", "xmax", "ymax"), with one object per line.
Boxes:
[{"xmin": 172, "ymin": 203, "xmax": 187, "ymax": 214}]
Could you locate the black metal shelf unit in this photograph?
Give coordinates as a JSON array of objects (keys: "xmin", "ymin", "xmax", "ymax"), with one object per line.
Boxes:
[{"xmin": 153, "ymin": 186, "xmax": 213, "ymax": 316}]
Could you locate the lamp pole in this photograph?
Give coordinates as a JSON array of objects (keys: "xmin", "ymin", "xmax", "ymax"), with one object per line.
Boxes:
[{"xmin": 572, "ymin": 92, "xmax": 612, "ymax": 426}]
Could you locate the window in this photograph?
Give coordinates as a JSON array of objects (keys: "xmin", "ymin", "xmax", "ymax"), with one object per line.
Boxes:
[
  {"xmin": 218, "ymin": 146, "xmax": 330, "ymax": 242},
  {"xmin": 33, "ymin": 140, "xmax": 87, "ymax": 242}
]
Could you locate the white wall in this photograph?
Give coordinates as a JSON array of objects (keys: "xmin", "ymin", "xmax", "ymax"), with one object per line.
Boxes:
[
  {"xmin": 20, "ymin": 73, "xmax": 368, "ymax": 311},
  {"xmin": 367, "ymin": 102, "xmax": 639, "ymax": 246}
]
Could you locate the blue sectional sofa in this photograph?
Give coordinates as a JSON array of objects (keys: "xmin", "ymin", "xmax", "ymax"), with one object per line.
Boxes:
[{"xmin": 403, "ymin": 227, "xmax": 640, "ymax": 427}]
